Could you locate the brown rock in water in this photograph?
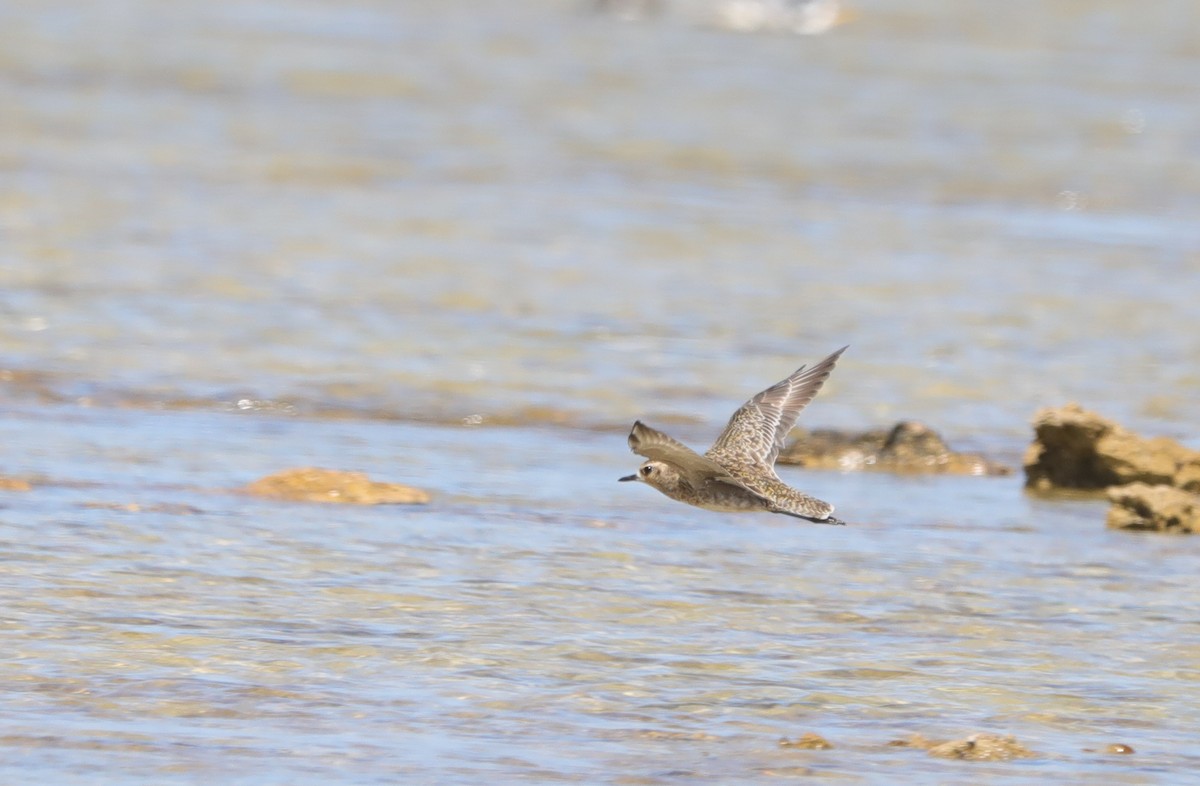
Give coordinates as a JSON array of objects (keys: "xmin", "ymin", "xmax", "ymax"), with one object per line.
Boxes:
[
  {"xmin": 778, "ymin": 732, "xmax": 833, "ymax": 750},
  {"xmin": 924, "ymin": 733, "xmax": 1035, "ymax": 761},
  {"xmin": 1175, "ymin": 461, "xmax": 1200, "ymax": 491},
  {"xmin": 1106, "ymin": 483, "xmax": 1200, "ymax": 533},
  {"xmin": 779, "ymin": 421, "xmax": 1010, "ymax": 476},
  {"xmin": 244, "ymin": 468, "xmax": 430, "ymax": 505},
  {"xmin": 1024, "ymin": 404, "xmax": 1200, "ymax": 492},
  {"xmin": 0, "ymin": 476, "xmax": 32, "ymax": 491},
  {"xmin": 887, "ymin": 732, "xmax": 1035, "ymax": 761},
  {"xmin": 887, "ymin": 733, "xmax": 936, "ymax": 749}
]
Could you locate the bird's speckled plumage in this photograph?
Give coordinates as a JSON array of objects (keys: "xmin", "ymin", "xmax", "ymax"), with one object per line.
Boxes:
[{"xmin": 620, "ymin": 347, "xmax": 847, "ymax": 524}]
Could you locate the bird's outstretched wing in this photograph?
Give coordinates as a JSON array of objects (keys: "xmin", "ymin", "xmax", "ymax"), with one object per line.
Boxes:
[
  {"xmin": 628, "ymin": 420, "xmax": 757, "ymax": 493},
  {"xmin": 706, "ymin": 346, "xmax": 847, "ymax": 470}
]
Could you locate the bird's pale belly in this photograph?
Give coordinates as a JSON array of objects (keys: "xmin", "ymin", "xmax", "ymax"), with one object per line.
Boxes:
[{"xmin": 664, "ymin": 484, "xmax": 768, "ymax": 513}]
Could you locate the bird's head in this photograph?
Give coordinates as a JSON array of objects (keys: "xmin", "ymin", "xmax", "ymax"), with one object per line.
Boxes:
[{"xmin": 619, "ymin": 460, "xmax": 685, "ymax": 494}]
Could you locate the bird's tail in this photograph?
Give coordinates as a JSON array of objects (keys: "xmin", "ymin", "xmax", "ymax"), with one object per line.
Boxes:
[{"xmin": 772, "ymin": 508, "xmax": 847, "ymax": 525}]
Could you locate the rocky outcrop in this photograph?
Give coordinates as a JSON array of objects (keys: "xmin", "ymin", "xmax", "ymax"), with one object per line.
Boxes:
[
  {"xmin": 244, "ymin": 468, "xmax": 430, "ymax": 505},
  {"xmin": 779, "ymin": 421, "xmax": 1010, "ymax": 476},
  {"xmin": 1106, "ymin": 483, "xmax": 1200, "ymax": 533},
  {"xmin": 1024, "ymin": 404, "xmax": 1200, "ymax": 492},
  {"xmin": 889, "ymin": 732, "xmax": 1036, "ymax": 761},
  {"xmin": 1025, "ymin": 404, "xmax": 1200, "ymax": 534},
  {"xmin": 924, "ymin": 733, "xmax": 1036, "ymax": 761}
]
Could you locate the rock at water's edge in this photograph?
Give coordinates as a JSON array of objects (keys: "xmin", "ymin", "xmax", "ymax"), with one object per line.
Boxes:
[
  {"xmin": 1024, "ymin": 404, "xmax": 1200, "ymax": 492},
  {"xmin": 780, "ymin": 421, "xmax": 1010, "ymax": 476},
  {"xmin": 1106, "ymin": 483, "xmax": 1200, "ymax": 533}
]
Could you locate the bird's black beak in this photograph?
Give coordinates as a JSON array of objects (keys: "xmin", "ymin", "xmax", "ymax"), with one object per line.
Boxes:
[{"xmin": 618, "ymin": 474, "xmax": 637, "ymax": 482}]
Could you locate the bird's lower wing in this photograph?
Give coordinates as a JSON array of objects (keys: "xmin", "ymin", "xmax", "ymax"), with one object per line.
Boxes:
[{"xmin": 732, "ymin": 471, "xmax": 838, "ymax": 523}]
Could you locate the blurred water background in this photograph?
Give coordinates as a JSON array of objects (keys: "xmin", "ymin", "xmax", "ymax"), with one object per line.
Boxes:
[{"xmin": 2, "ymin": 0, "xmax": 1199, "ymax": 782}]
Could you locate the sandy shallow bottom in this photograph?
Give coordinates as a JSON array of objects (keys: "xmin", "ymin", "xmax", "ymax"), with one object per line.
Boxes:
[{"xmin": 2, "ymin": 404, "xmax": 1197, "ymax": 784}]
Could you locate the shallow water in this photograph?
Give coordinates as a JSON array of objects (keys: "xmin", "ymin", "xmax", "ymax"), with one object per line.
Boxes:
[
  {"xmin": 2, "ymin": 0, "xmax": 1200, "ymax": 782},
  {"xmin": 5, "ymin": 405, "xmax": 1200, "ymax": 783}
]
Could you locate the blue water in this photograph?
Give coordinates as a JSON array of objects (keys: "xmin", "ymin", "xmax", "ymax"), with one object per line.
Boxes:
[
  {"xmin": 2, "ymin": 0, "xmax": 1199, "ymax": 782},
  {"xmin": 4, "ymin": 403, "xmax": 1200, "ymax": 783}
]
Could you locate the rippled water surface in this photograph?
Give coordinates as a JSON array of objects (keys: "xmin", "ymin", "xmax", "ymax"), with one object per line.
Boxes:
[{"xmin": 2, "ymin": 0, "xmax": 1200, "ymax": 782}]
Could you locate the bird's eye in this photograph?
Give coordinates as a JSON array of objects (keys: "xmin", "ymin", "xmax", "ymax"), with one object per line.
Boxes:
[{"xmin": 640, "ymin": 466, "xmax": 653, "ymax": 477}]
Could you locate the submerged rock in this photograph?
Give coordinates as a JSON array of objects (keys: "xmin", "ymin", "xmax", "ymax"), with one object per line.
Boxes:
[
  {"xmin": 81, "ymin": 501, "xmax": 202, "ymax": 514},
  {"xmin": 244, "ymin": 468, "xmax": 430, "ymax": 505},
  {"xmin": 889, "ymin": 732, "xmax": 1035, "ymax": 761},
  {"xmin": 778, "ymin": 732, "xmax": 833, "ymax": 749},
  {"xmin": 779, "ymin": 421, "xmax": 1010, "ymax": 476},
  {"xmin": 0, "ymin": 475, "xmax": 32, "ymax": 491},
  {"xmin": 1106, "ymin": 483, "xmax": 1200, "ymax": 533},
  {"xmin": 1024, "ymin": 404, "xmax": 1200, "ymax": 492}
]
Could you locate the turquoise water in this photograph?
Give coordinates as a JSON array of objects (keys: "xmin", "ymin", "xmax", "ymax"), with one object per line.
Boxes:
[{"xmin": 2, "ymin": 0, "xmax": 1200, "ymax": 782}]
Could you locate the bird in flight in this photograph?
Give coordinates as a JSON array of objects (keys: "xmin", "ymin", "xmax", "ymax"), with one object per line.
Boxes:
[{"xmin": 620, "ymin": 347, "xmax": 847, "ymax": 524}]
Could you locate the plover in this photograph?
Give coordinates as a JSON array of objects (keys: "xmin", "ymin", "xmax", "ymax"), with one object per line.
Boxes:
[{"xmin": 620, "ymin": 347, "xmax": 847, "ymax": 524}]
